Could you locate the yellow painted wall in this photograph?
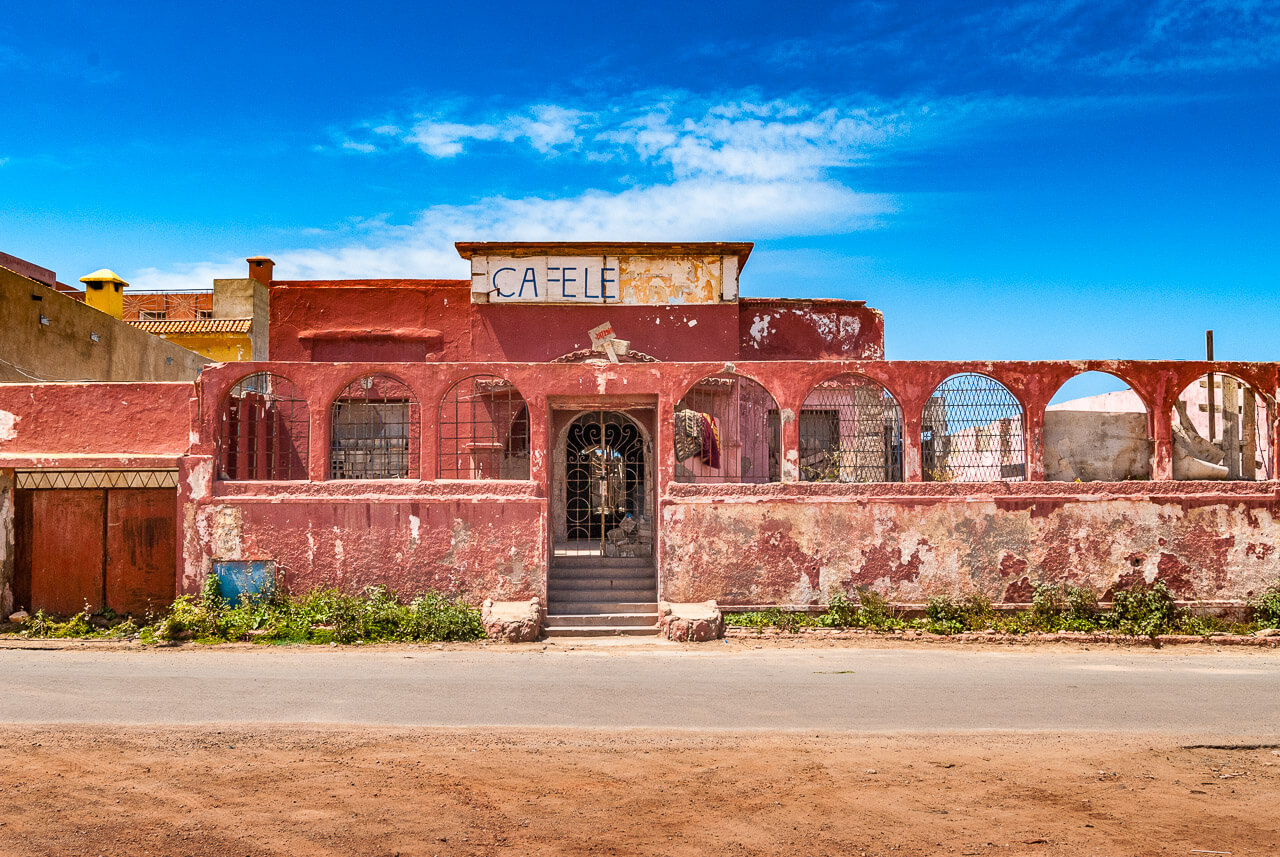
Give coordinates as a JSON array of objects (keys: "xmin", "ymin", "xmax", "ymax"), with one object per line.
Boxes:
[{"xmin": 157, "ymin": 333, "xmax": 253, "ymax": 361}]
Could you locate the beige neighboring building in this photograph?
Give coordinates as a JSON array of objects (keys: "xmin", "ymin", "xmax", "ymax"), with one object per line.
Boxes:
[
  {"xmin": 0, "ymin": 251, "xmax": 208, "ymax": 383},
  {"xmin": 121, "ymin": 257, "xmax": 272, "ymax": 361}
]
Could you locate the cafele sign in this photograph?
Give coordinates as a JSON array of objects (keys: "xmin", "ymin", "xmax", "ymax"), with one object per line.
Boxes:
[
  {"xmin": 457, "ymin": 243, "xmax": 752, "ymax": 306},
  {"xmin": 488, "ymin": 257, "xmax": 619, "ymax": 302}
]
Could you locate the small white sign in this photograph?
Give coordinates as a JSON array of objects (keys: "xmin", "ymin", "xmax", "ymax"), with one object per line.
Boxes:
[{"xmin": 479, "ymin": 256, "xmax": 620, "ymax": 303}]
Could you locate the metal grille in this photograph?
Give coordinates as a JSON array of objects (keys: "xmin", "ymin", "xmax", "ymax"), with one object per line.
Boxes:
[
  {"xmin": 565, "ymin": 411, "xmax": 651, "ymax": 557},
  {"xmin": 674, "ymin": 373, "xmax": 780, "ymax": 483},
  {"xmin": 329, "ymin": 374, "xmax": 420, "ymax": 479},
  {"xmin": 15, "ymin": 470, "xmax": 178, "ymax": 489},
  {"xmin": 1174, "ymin": 374, "xmax": 1274, "ymax": 480},
  {"xmin": 923, "ymin": 374, "xmax": 1026, "ymax": 482},
  {"xmin": 438, "ymin": 375, "xmax": 530, "ymax": 479},
  {"xmin": 799, "ymin": 373, "xmax": 903, "ymax": 482},
  {"xmin": 219, "ymin": 372, "xmax": 310, "ymax": 481},
  {"xmin": 122, "ymin": 291, "xmax": 213, "ymax": 320}
]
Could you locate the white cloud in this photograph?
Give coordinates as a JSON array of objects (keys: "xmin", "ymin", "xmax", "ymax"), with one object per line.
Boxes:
[
  {"xmin": 130, "ymin": 260, "xmax": 244, "ymax": 292},
  {"xmin": 136, "ymin": 92, "xmax": 906, "ymax": 285},
  {"xmin": 265, "ymin": 178, "xmax": 893, "ymax": 280}
]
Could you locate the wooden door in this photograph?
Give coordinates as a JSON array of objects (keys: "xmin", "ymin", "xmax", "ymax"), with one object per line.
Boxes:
[{"xmin": 30, "ymin": 490, "xmax": 105, "ymax": 614}]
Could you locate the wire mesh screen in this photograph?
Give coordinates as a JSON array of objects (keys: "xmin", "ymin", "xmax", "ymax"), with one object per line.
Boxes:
[
  {"xmin": 1173, "ymin": 374, "xmax": 1274, "ymax": 480},
  {"xmin": 438, "ymin": 375, "xmax": 530, "ymax": 479},
  {"xmin": 218, "ymin": 372, "xmax": 309, "ymax": 480},
  {"xmin": 799, "ymin": 373, "xmax": 904, "ymax": 482},
  {"xmin": 675, "ymin": 373, "xmax": 780, "ymax": 483},
  {"xmin": 923, "ymin": 373, "xmax": 1026, "ymax": 482},
  {"xmin": 329, "ymin": 374, "xmax": 420, "ymax": 479}
]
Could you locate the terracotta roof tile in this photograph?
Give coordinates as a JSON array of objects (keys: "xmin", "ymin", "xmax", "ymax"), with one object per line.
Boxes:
[{"xmin": 128, "ymin": 318, "xmax": 253, "ymax": 334}]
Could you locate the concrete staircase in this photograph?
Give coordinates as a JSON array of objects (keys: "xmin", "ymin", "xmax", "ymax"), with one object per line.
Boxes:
[{"xmin": 546, "ymin": 556, "xmax": 659, "ymax": 637}]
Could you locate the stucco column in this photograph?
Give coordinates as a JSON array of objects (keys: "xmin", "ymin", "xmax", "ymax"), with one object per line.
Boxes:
[
  {"xmin": 309, "ymin": 398, "xmax": 330, "ymax": 481},
  {"xmin": 176, "ymin": 456, "xmax": 215, "ymax": 595},
  {"xmin": 779, "ymin": 401, "xmax": 800, "ymax": 483},
  {"xmin": 1024, "ymin": 404, "xmax": 1046, "ymax": 481},
  {"xmin": 0, "ymin": 468, "xmax": 14, "ymax": 616},
  {"xmin": 1151, "ymin": 399, "xmax": 1174, "ymax": 481},
  {"xmin": 902, "ymin": 413, "xmax": 923, "ymax": 482},
  {"xmin": 527, "ymin": 394, "xmax": 548, "ymax": 486}
]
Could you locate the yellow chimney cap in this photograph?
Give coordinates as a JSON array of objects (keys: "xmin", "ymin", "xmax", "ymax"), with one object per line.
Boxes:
[{"xmin": 80, "ymin": 269, "xmax": 129, "ymax": 286}]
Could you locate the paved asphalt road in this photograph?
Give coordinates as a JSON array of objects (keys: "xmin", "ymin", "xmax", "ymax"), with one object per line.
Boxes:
[{"xmin": 1, "ymin": 643, "xmax": 1277, "ymax": 738}]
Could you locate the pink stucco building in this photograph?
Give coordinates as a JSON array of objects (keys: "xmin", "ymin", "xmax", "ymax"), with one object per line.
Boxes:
[{"xmin": 2, "ymin": 242, "xmax": 1278, "ymax": 634}]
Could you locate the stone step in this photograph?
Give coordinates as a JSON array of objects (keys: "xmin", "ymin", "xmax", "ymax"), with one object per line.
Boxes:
[
  {"xmin": 545, "ymin": 612, "xmax": 659, "ymax": 628},
  {"xmin": 549, "ymin": 568, "xmax": 657, "ymax": 582},
  {"xmin": 548, "ymin": 586, "xmax": 658, "ymax": 603},
  {"xmin": 551, "ymin": 556, "xmax": 653, "ymax": 569},
  {"xmin": 547, "ymin": 601, "xmax": 658, "ymax": 615},
  {"xmin": 544, "ymin": 625, "xmax": 660, "ymax": 638}
]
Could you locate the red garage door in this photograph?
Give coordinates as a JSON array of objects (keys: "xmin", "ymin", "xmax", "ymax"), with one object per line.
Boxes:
[{"xmin": 15, "ymin": 472, "xmax": 177, "ymax": 616}]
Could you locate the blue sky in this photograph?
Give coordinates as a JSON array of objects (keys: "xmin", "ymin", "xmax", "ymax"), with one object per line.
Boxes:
[{"xmin": 2, "ymin": 0, "xmax": 1277, "ymax": 382}]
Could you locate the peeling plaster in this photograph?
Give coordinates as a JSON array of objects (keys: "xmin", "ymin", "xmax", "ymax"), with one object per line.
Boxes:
[
  {"xmin": 749, "ymin": 314, "xmax": 773, "ymax": 343},
  {"xmin": 0, "ymin": 410, "xmax": 18, "ymax": 442}
]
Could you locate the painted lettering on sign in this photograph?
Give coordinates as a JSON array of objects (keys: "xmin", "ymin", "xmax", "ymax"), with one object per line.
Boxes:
[{"xmin": 481, "ymin": 256, "xmax": 619, "ymax": 303}]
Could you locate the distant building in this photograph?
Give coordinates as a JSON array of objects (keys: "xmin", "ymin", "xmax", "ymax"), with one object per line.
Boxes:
[{"xmin": 0, "ymin": 252, "xmax": 208, "ymax": 384}]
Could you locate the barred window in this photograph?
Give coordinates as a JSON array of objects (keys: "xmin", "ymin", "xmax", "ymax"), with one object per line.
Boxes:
[
  {"xmin": 438, "ymin": 375, "xmax": 530, "ymax": 480},
  {"xmin": 329, "ymin": 374, "xmax": 420, "ymax": 479},
  {"xmin": 218, "ymin": 372, "xmax": 309, "ymax": 481}
]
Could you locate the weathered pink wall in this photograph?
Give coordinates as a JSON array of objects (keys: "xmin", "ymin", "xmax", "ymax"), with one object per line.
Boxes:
[
  {"xmin": 265, "ymin": 279, "xmax": 888, "ymax": 364},
  {"xmin": 739, "ymin": 299, "xmax": 885, "ymax": 360},
  {"xmin": 0, "ymin": 383, "xmax": 193, "ymax": 462},
  {"xmin": 660, "ymin": 483, "xmax": 1280, "ymax": 607},
  {"xmin": 268, "ymin": 280, "xmax": 474, "ymax": 362},
  {"xmin": 471, "ymin": 303, "xmax": 741, "ymax": 362}
]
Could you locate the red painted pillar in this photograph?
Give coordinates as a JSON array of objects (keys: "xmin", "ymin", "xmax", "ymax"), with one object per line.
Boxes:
[
  {"xmin": 526, "ymin": 393, "xmax": 548, "ymax": 485},
  {"xmin": 1024, "ymin": 400, "xmax": 1046, "ymax": 481},
  {"xmin": 1151, "ymin": 373, "xmax": 1174, "ymax": 480},
  {"xmin": 902, "ymin": 411, "xmax": 923, "ymax": 482},
  {"xmin": 309, "ymin": 390, "xmax": 331, "ymax": 482},
  {"xmin": 779, "ymin": 397, "xmax": 801, "ymax": 482}
]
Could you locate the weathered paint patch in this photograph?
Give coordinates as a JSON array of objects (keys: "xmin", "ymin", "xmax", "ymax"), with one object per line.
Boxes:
[
  {"xmin": 0, "ymin": 410, "xmax": 17, "ymax": 442},
  {"xmin": 660, "ymin": 496, "xmax": 1280, "ymax": 606},
  {"xmin": 189, "ymin": 498, "xmax": 546, "ymax": 603}
]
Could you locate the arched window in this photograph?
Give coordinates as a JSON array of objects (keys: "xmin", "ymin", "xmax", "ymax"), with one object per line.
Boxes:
[
  {"xmin": 923, "ymin": 373, "xmax": 1025, "ymax": 482},
  {"xmin": 1172, "ymin": 373, "xmax": 1273, "ymax": 480},
  {"xmin": 218, "ymin": 372, "xmax": 309, "ymax": 481},
  {"xmin": 329, "ymin": 374, "xmax": 420, "ymax": 479},
  {"xmin": 438, "ymin": 375, "xmax": 530, "ymax": 479},
  {"xmin": 799, "ymin": 373, "xmax": 903, "ymax": 482},
  {"xmin": 1045, "ymin": 371, "xmax": 1150, "ymax": 481},
  {"xmin": 674, "ymin": 372, "xmax": 780, "ymax": 484}
]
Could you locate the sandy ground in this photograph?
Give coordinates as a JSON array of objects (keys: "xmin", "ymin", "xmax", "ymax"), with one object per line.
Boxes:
[{"xmin": 1, "ymin": 726, "xmax": 1277, "ymax": 857}]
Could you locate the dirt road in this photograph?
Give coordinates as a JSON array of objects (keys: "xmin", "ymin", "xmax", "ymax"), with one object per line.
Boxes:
[{"xmin": 2, "ymin": 726, "xmax": 1277, "ymax": 857}]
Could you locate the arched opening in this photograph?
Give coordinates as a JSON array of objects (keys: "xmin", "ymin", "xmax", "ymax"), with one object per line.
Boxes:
[
  {"xmin": 329, "ymin": 374, "xmax": 420, "ymax": 479},
  {"xmin": 218, "ymin": 372, "xmax": 309, "ymax": 481},
  {"xmin": 923, "ymin": 373, "xmax": 1026, "ymax": 482},
  {"xmin": 1045, "ymin": 371, "xmax": 1150, "ymax": 481},
  {"xmin": 1172, "ymin": 373, "xmax": 1274, "ymax": 480},
  {"xmin": 438, "ymin": 375, "xmax": 530, "ymax": 480},
  {"xmin": 674, "ymin": 372, "xmax": 780, "ymax": 483},
  {"xmin": 798, "ymin": 373, "xmax": 903, "ymax": 482},
  {"xmin": 562, "ymin": 411, "xmax": 652, "ymax": 557}
]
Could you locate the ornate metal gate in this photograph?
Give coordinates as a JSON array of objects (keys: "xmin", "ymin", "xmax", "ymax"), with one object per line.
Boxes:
[{"xmin": 564, "ymin": 411, "xmax": 651, "ymax": 557}]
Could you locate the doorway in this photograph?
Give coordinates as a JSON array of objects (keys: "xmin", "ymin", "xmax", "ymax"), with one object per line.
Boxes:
[{"xmin": 558, "ymin": 410, "xmax": 653, "ymax": 558}]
